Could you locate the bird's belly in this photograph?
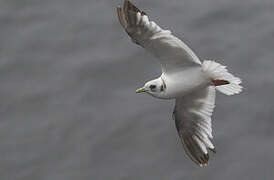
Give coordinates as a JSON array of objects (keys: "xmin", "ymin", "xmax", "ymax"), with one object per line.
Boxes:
[{"xmin": 162, "ymin": 67, "xmax": 210, "ymax": 99}]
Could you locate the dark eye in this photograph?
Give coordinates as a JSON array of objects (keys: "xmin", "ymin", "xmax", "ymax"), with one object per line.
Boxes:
[{"xmin": 149, "ymin": 85, "xmax": 156, "ymax": 89}]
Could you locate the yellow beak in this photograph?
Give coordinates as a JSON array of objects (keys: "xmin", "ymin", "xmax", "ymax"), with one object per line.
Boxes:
[{"xmin": 136, "ymin": 87, "xmax": 146, "ymax": 93}]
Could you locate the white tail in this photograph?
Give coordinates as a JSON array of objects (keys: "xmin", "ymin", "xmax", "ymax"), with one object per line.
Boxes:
[{"xmin": 202, "ymin": 60, "xmax": 243, "ymax": 96}]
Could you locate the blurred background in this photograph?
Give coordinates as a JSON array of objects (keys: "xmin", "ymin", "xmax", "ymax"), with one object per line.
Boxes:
[{"xmin": 1, "ymin": 0, "xmax": 274, "ymax": 179}]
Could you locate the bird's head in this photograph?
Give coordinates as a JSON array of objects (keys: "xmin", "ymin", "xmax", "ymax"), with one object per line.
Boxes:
[{"xmin": 136, "ymin": 78, "xmax": 166, "ymax": 98}]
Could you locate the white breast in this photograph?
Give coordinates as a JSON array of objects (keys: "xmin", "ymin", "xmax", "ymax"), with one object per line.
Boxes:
[{"xmin": 161, "ymin": 67, "xmax": 210, "ymax": 99}]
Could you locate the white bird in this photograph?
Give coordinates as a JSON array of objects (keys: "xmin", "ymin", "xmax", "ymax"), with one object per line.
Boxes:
[{"xmin": 117, "ymin": 0, "xmax": 242, "ymax": 166}]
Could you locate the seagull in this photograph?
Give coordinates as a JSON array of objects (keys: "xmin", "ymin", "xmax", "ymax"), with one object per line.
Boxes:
[{"xmin": 117, "ymin": 0, "xmax": 242, "ymax": 167}]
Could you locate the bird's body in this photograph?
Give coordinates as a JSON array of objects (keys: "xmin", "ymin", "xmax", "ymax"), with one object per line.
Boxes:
[
  {"xmin": 160, "ymin": 67, "xmax": 210, "ymax": 99},
  {"xmin": 117, "ymin": 0, "xmax": 242, "ymax": 166}
]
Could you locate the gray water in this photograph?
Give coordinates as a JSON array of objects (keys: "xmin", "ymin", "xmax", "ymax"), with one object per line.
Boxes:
[{"xmin": 1, "ymin": 0, "xmax": 274, "ymax": 179}]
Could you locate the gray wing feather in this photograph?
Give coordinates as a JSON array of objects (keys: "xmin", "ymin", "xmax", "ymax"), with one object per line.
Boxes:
[
  {"xmin": 117, "ymin": 0, "xmax": 201, "ymax": 73},
  {"xmin": 173, "ymin": 86, "xmax": 216, "ymax": 166}
]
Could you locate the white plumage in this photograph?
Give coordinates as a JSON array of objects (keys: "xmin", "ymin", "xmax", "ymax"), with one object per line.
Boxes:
[{"xmin": 117, "ymin": 0, "xmax": 242, "ymax": 166}]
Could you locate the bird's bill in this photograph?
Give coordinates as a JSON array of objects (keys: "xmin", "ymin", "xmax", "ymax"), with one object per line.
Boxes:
[{"xmin": 136, "ymin": 87, "xmax": 146, "ymax": 93}]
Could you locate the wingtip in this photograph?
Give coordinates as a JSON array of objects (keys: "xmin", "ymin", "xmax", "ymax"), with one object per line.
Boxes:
[
  {"xmin": 200, "ymin": 162, "xmax": 209, "ymax": 167},
  {"xmin": 124, "ymin": 0, "xmax": 132, "ymax": 6},
  {"xmin": 197, "ymin": 154, "xmax": 209, "ymax": 167},
  {"xmin": 190, "ymin": 152, "xmax": 210, "ymax": 167},
  {"xmin": 123, "ymin": 0, "xmax": 146, "ymax": 15},
  {"xmin": 123, "ymin": 0, "xmax": 131, "ymax": 12},
  {"xmin": 123, "ymin": 0, "xmax": 129, "ymax": 6},
  {"xmin": 117, "ymin": 5, "xmax": 128, "ymax": 29},
  {"xmin": 210, "ymin": 147, "xmax": 216, "ymax": 153}
]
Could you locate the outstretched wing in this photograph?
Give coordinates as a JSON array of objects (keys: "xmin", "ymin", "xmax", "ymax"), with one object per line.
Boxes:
[
  {"xmin": 173, "ymin": 86, "xmax": 216, "ymax": 166},
  {"xmin": 117, "ymin": 0, "xmax": 201, "ymax": 73}
]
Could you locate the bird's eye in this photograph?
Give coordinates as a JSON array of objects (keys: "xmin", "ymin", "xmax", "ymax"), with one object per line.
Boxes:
[{"xmin": 149, "ymin": 85, "xmax": 156, "ymax": 89}]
